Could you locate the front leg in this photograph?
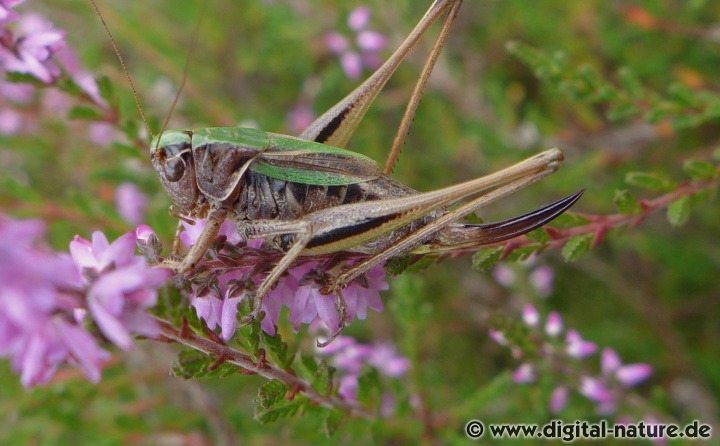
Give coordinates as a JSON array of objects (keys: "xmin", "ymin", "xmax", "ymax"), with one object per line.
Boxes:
[
  {"xmin": 164, "ymin": 208, "xmax": 227, "ymax": 274},
  {"xmin": 236, "ymin": 219, "xmax": 314, "ymax": 322},
  {"xmin": 236, "ymin": 219, "xmax": 350, "ymax": 340}
]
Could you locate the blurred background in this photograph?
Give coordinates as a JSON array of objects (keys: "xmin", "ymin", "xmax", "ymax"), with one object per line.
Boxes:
[{"xmin": 1, "ymin": 0, "xmax": 719, "ymax": 443}]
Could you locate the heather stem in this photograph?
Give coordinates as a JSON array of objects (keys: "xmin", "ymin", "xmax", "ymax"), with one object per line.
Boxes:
[
  {"xmin": 153, "ymin": 317, "xmax": 375, "ymax": 419},
  {"xmin": 486, "ymin": 174, "xmax": 720, "ymax": 255}
]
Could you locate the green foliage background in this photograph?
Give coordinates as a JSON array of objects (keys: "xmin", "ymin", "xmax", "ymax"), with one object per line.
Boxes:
[{"xmin": 1, "ymin": 0, "xmax": 719, "ymax": 443}]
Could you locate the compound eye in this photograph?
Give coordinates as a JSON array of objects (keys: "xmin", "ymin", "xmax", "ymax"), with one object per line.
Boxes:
[{"xmin": 164, "ymin": 156, "xmax": 186, "ymax": 182}]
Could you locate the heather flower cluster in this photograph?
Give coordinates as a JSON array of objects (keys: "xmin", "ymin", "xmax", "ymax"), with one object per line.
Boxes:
[
  {"xmin": 0, "ymin": 213, "xmax": 167, "ymax": 387},
  {"xmin": 0, "ymin": 0, "xmax": 108, "ymax": 135},
  {"xmin": 490, "ymin": 305, "xmax": 653, "ymax": 417},
  {"xmin": 493, "ymin": 258, "xmax": 555, "ymax": 298},
  {"xmin": 324, "ymin": 7, "xmax": 387, "ymax": 80},
  {"xmin": 316, "ymin": 335, "xmax": 410, "ymax": 405},
  {"xmin": 115, "ymin": 182, "xmax": 149, "ymax": 226},
  {"xmin": 181, "ymin": 218, "xmax": 389, "ymax": 338}
]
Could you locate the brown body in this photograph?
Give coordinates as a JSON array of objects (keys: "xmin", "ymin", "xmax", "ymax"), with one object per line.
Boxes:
[{"xmin": 233, "ymin": 170, "xmax": 440, "ymax": 254}]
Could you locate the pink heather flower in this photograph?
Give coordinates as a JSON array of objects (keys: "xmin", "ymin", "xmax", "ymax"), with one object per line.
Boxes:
[
  {"xmin": 317, "ymin": 335, "xmax": 409, "ymax": 402},
  {"xmin": 340, "ymin": 52, "xmax": 362, "ymax": 80},
  {"xmin": 0, "ymin": 107, "xmax": 24, "ymax": 134},
  {"xmin": 616, "ymin": 364, "xmax": 653, "ymax": 387},
  {"xmin": 566, "ymin": 329, "xmax": 597, "ymax": 358},
  {"xmin": 579, "ymin": 376, "xmax": 613, "ymax": 404},
  {"xmin": 545, "ymin": 311, "xmax": 563, "ymax": 337},
  {"xmin": 356, "ymin": 30, "xmax": 387, "ymax": 52},
  {"xmin": 0, "ymin": 0, "xmax": 23, "ymax": 22},
  {"xmin": 325, "ymin": 32, "xmax": 349, "ymax": 53},
  {"xmin": 338, "ymin": 374, "xmax": 359, "ymax": 401},
  {"xmin": 367, "ymin": 343, "xmax": 410, "ymax": 377},
  {"xmin": 70, "ymin": 231, "xmax": 169, "ymax": 350},
  {"xmin": 0, "ymin": 79, "xmax": 32, "ymax": 103},
  {"xmin": 53, "ymin": 46, "xmax": 106, "ymax": 107},
  {"xmin": 522, "ymin": 304, "xmax": 540, "ymax": 327},
  {"xmin": 180, "ymin": 217, "xmax": 245, "ymax": 248},
  {"xmin": 348, "ymin": 6, "xmax": 371, "ymax": 31},
  {"xmin": 287, "ymin": 99, "xmax": 316, "ymax": 134},
  {"xmin": 342, "ymin": 264, "xmax": 387, "ymax": 322},
  {"xmin": 87, "ymin": 122, "xmax": 117, "ymax": 147},
  {"xmin": 181, "ymin": 220, "xmax": 387, "ymax": 335},
  {"xmin": 324, "ymin": 7, "xmax": 387, "ymax": 80},
  {"xmin": 0, "ymin": 214, "xmax": 112, "ymax": 387},
  {"xmin": 601, "ymin": 348, "xmax": 652, "ymax": 387},
  {"xmin": 601, "ymin": 348, "xmax": 621, "ymax": 372},
  {"xmin": 529, "ymin": 265, "xmax": 554, "ymax": 297},
  {"xmin": 488, "ymin": 329, "xmax": 508, "ymax": 346},
  {"xmin": 115, "ymin": 182, "xmax": 148, "ymax": 226},
  {"xmin": 288, "ymin": 264, "xmax": 388, "ymax": 332},
  {"xmin": 135, "ymin": 224, "xmax": 155, "ymax": 243},
  {"xmin": 290, "ymin": 285, "xmax": 341, "ymax": 332},
  {"xmin": 492, "ymin": 265, "xmax": 515, "ymax": 287},
  {"xmin": 216, "ymin": 279, "xmax": 285, "ymax": 339},
  {"xmin": 0, "ymin": 13, "xmax": 66, "ymax": 83},
  {"xmin": 330, "ymin": 342, "xmax": 374, "ymax": 373},
  {"xmin": 549, "ymin": 386, "xmax": 569, "ymax": 413},
  {"xmin": 512, "ymin": 363, "xmax": 536, "ymax": 383},
  {"xmin": 190, "ymin": 291, "xmax": 224, "ymax": 332}
]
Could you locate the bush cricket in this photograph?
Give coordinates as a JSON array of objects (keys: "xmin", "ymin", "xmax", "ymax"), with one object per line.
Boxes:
[{"xmin": 92, "ymin": 0, "xmax": 583, "ymax": 339}]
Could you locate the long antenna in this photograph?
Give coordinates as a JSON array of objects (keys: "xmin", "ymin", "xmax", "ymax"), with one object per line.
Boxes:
[
  {"xmin": 89, "ymin": 0, "xmax": 155, "ymax": 138},
  {"xmin": 156, "ymin": 1, "xmax": 207, "ymax": 148}
]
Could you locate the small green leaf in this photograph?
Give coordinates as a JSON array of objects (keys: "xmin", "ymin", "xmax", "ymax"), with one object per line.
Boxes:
[
  {"xmin": 472, "ymin": 247, "xmax": 504, "ymax": 272},
  {"xmin": 296, "ymin": 354, "xmax": 318, "ymax": 383},
  {"xmin": 170, "ymin": 350, "xmax": 237, "ymax": 379},
  {"xmin": 614, "ymin": 189, "xmax": 642, "ymax": 214},
  {"xmin": 626, "ymin": 172, "xmax": 677, "ymax": 192},
  {"xmin": 254, "ymin": 399, "xmax": 306, "ymax": 424},
  {"xmin": 405, "ymin": 255, "xmax": 439, "ymax": 273},
  {"xmin": 711, "ymin": 148, "xmax": 720, "ymax": 163},
  {"xmin": 526, "ymin": 228, "xmax": 550, "ymax": 244},
  {"xmin": 607, "ymin": 103, "xmax": 642, "ymax": 122},
  {"xmin": 562, "ymin": 233, "xmax": 594, "ymax": 263},
  {"xmin": 551, "ymin": 212, "xmax": 590, "ymax": 228},
  {"xmin": 261, "ymin": 331, "xmax": 293, "ymax": 370},
  {"xmin": 667, "ymin": 83, "xmax": 698, "ymax": 107},
  {"xmin": 702, "ymin": 103, "xmax": 720, "ymax": 120},
  {"xmin": 618, "ymin": 67, "xmax": 644, "ymax": 99},
  {"xmin": 57, "ymin": 77, "xmax": 83, "ymax": 96},
  {"xmin": 4, "ymin": 71, "xmax": 44, "ymax": 85},
  {"xmin": 312, "ymin": 360, "xmax": 335, "ymax": 396},
  {"xmin": 644, "ymin": 107, "xmax": 668, "ymax": 123},
  {"xmin": 235, "ymin": 316, "xmax": 261, "ymax": 355},
  {"xmin": 671, "ymin": 114, "xmax": 706, "ymax": 130},
  {"xmin": 97, "ymin": 75, "xmax": 114, "ymax": 102},
  {"xmin": 1, "ymin": 178, "xmax": 44, "ymax": 204},
  {"xmin": 170, "ymin": 350, "xmax": 207, "ymax": 379},
  {"xmin": 322, "ymin": 409, "xmax": 345, "ymax": 437},
  {"xmin": 385, "ymin": 256, "xmax": 412, "ymax": 276},
  {"xmin": 667, "ymin": 195, "xmax": 691, "ymax": 227},
  {"xmin": 357, "ymin": 368, "xmax": 382, "ymax": 408},
  {"xmin": 256, "ymin": 380, "xmax": 288, "ymax": 410},
  {"xmin": 503, "ymin": 246, "xmax": 538, "ymax": 263},
  {"xmin": 67, "ymin": 105, "xmax": 105, "ymax": 121},
  {"xmin": 111, "ymin": 142, "xmax": 145, "ymax": 160},
  {"xmin": 683, "ymin": 160, "xmax": 718, "ymax": 180}
]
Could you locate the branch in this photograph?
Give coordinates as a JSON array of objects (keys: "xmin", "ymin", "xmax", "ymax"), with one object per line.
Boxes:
[
  {"xmin": 153, "ymin": 317, "xmax": 374, "ymax": 419},
  {"xmin": 489, "ymin": 175, "xmax": 720, "ymax": 257}
]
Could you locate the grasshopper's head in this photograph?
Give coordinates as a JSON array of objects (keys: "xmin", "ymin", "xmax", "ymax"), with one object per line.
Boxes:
[{"xmin": 150, "ymin": 130, "xmax": 199, "ymax": 214}]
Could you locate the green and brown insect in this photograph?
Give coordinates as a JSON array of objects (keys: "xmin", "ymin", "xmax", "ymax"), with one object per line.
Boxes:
[{"xmin": 94, "ymin": 0, "xmax": 583, "ymax": 337}]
